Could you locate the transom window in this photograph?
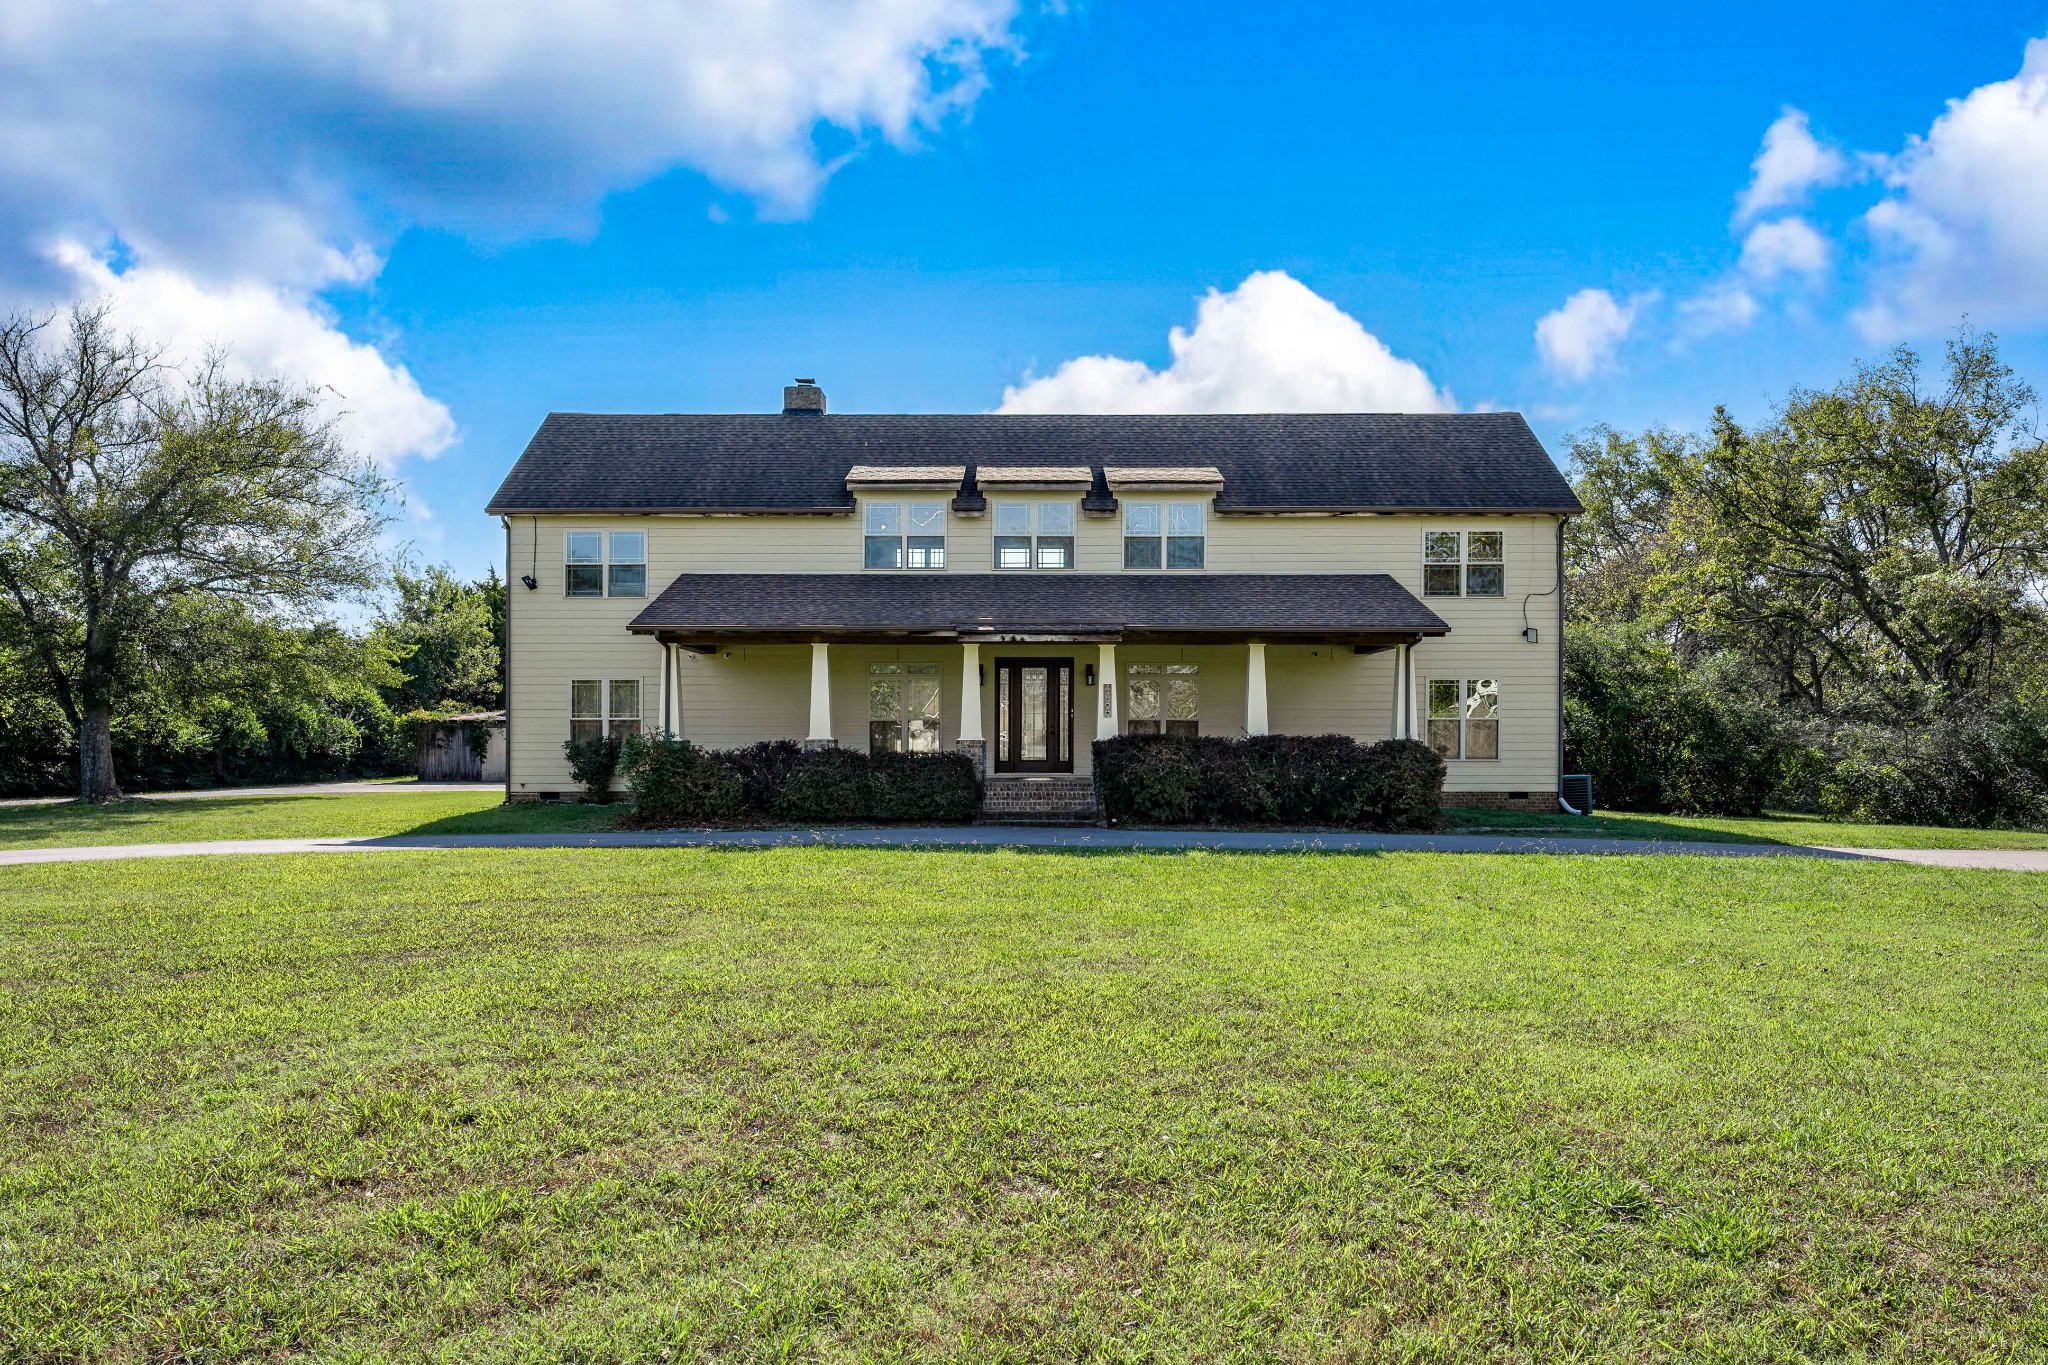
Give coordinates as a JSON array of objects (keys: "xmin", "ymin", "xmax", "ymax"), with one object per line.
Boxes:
[
  {"xmin": 565, "ymin": 531, "xmax": 646, "ymax": 598},
  {"xmin": 864, "ymin": 502, "xmax": 947, "ymax": 569},
  {"xmin": 1423, "ymin": 530, "xmax": 1503, "ymax": 597},
  {"xmin": 1126, "ymin": 663, "xmax": 1200, "ymax": 736},
  {"xmin": 1123, "ymin": 501, "xmax": 1206, "ymax": 569},
  {"xmin": 1427, "ymin": 678, "xmax": 1499, "ymax": 760},
  {"xmin": 994, "ymin": 502, "xmax": 1076, "ymax": 570},
  {"xmin": 869, "ymin": 663, "xmax": 942, "ymax": 753},
  {"xmin": 570, "ymin": 678, "xmax": 641, "ymax": 744}
]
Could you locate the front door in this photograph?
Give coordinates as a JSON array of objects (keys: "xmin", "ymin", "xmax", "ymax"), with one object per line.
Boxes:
[{"xmin": 994, "ymin": 657, "xmax": 1074, "ymax": 773}]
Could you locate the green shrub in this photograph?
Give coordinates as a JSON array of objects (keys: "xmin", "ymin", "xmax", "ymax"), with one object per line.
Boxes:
[
  {"xmin": 869, "ymin": 749, "xmax": 982, "ymax": 822},
  {"xmin": 620, "ymin": 735, "xmax": 744, "ymax": 824},
  {"xmin": 562, "ymin": 735, "xmax": 622, "ymax": 803},
  {"xmin": 773, "ymin": 746, "xmax": 873, "ymax": 821},
  {"xmin": 1092, "ymin": 734, "xmax": 1442, "ymax": 829},
  {"xmin": 1820, "ymin": 703, "xmax": 2048, "ymax": 828},
  {"xmin": 726, "ymin": 741, "xmax": 808, "ymax": 812}
]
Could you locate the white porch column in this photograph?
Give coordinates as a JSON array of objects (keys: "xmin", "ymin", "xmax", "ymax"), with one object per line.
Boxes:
[
  {"xmin": 659, "ymin": 642, "xmax": 675, "ymax": 736},
  {"xmin": 1096, "ymin": 642, "xmax": 1119, "ymax": 740},
  {"xmin": 807, "ymin": 641, "xmax": 833, "ymax": 744},
  {"xmin": 1245, "ymin": 641, "xmax": 1269, "ymax": 736},
  {"xmin": 958, "ymin": 641, "xmax": 983, "ymax": 741},
  {"xmin": 1390, "ymin": 643, "xmax": 1413, "ymax": 739}
]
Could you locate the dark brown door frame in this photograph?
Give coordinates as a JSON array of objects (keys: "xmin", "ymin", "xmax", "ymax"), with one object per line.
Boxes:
[{"xmin": 993, "ymin": 656, "xmax": 1074, "ymax": 774}]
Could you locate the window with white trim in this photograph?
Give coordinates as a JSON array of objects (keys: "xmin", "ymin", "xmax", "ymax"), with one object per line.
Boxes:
[
  {"xmin": 570, "ymin": 678, "xmax": 642, "ymax": 744},
  {"xmin": 565, "ymin": 531, "xmax": 646, "ymax": 597},
  {"xmin": 1427, "ymin": 678, "xmax": 1498, "ymax": 759},
  {"xmin": 1122, "ymin": 502, "xmax": 1206, "ymax": 569},
  {"xmin": 1423, "ymin": 530, "xmax": 1503, "ymax": 597},
  {"xmin": 869, "ymin": 663, "xmax": 942, "ymax": 753},
  {"xmin": 994, "ymin": 502, "xmax": 1076, "ymax": 570},
  {"xmin": 864, "ymin": 502, "xmax": 947, "ymax": 569},
  {"xmin": 1126, "ymin": 663, "xmax": 1200, "ymax": 736}
]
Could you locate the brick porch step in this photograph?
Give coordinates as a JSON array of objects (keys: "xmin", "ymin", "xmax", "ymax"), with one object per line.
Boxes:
[{"xmin": 979, "ymin": 776, "xmax": 1100, "ymax": 825}]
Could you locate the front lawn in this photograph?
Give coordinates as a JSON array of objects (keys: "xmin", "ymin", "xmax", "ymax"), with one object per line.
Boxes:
[
  {"xmin": 1446, "ymin": 805, "xmax": 2048, "ymax": 850},
  {"xmin": 0, "ymin": 791, "xmax": 616, "ymax": 849},
  {"xmin": 2, "ymin": 849, "xmax": 2043, "ymax": 1359}
]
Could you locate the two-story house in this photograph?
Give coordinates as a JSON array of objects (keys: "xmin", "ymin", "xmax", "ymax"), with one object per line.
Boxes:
[{"xmin": 486, "ymin": 380, "xmax": 1581, "ymax": 816}]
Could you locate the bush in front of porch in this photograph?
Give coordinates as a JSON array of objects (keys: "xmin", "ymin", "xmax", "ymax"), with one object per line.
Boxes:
[
  {"xmin": 621, "ymin": 737, "xmax": 980, "ymax": 826},
  {"xmin": 1094, "ymin": 734, "xmax": 1444, "ymax": 830}
]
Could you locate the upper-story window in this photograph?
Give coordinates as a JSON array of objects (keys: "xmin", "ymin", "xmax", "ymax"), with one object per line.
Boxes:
[
  {"xmin": 566, "ymin": 530, "xmax": 646, "ymax": 597},
  {"xmin": 994, "ymin": 502, "xmax": 1075, "ymax": 570},
  {"xmin": 1123, "ymin": 502, "xmax": 1206, "ymax": 569},
  {"xmin": 865, "ymin": 502, "xmax": 947, "ymax": 569},
  {"xmin": 1423, "ymin": 530, "xmax": 1503, "ymax": 598}
]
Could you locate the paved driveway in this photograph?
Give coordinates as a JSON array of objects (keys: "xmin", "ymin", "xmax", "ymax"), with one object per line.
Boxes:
[{"xmin": 1, "ymin": 826, "xmax": 2043, "ymax": 869}]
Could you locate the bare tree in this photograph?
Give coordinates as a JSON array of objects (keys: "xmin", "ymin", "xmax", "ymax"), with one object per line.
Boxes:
[{"xmin": 0, "ymin": 304, "xmax": 391, "ymax": 801}]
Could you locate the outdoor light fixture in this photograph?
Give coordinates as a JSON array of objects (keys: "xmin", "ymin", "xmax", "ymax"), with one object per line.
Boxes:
[
  {"xmin": 1084, "ymin": 663, "xmax": 1096, "ymax": 686},
  {"xmin": 1522, "ymin": 627, "xmax": 1540, "ymax": 643},
  {"xmin": 520, "ymin": 574, "xmax": 538, "ymax": 591}
]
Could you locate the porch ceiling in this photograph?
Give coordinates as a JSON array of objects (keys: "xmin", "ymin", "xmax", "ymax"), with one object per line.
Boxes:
[{"xmin": 627, "ymin": 572, "xmax": 1449, "ymax": 646}]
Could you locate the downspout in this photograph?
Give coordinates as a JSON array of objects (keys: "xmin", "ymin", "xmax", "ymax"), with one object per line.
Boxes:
[
  {"xmin": 501, "ymin": 516, "xmax": 514, "ymax": 804},
  {"xmin": 1556, "ymin": 515, "xmax": 1569, "ymax": 811}
]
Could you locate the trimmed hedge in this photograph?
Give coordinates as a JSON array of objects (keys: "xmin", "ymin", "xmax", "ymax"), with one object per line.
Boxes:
[
  {"xmin": 1093, "ymin": 734, "xmax": 1444, "ymax": 829},
  {"xmin": 623, "ymin": 738, "xmax": 981, "ymax": 825}
]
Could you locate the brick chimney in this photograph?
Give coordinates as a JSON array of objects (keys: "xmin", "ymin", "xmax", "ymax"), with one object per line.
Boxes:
[{"xmin": 782, "ymin": 378, "xmax": 825, "ymax": 415}]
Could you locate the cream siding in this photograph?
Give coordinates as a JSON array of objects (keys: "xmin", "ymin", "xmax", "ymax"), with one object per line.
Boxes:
[{"xmin": 504, "ymin": 508, "xmax": 1564, "ymax": 796}]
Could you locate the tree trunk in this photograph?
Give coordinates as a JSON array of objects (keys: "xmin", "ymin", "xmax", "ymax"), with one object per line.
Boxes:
[{"xmin": 77, "ymin": 706, "xmax": 123, "ymax": 803}]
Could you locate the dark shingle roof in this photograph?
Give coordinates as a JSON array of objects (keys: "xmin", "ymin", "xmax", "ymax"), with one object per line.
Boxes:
[
  {"xmin": 486, "ymin": 413, "xmax": 1578, "ymax": 515},
  {"xmin": 627, "ymin": 573, "xmax": 1448, "ymax": 639}
]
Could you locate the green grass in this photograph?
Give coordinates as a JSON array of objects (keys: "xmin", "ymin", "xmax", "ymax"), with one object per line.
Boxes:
[
  {"xmin": 0, "ymin": 791, "xmax": 616, "ymax": 849},
  {"xmin": 2, "ymin": 848, "xmax": 2044, "ymax": 1360},
  {"xmin": 1446, "ymin": 805, "xmax": 2048, "ymax": 850}
]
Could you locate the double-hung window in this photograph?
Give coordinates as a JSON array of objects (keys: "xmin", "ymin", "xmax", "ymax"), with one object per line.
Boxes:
[
  {"xmin": 1126, "ymin": 663, "xmax": 1200, "ymax": 736},
  {"xmin": 994, "ymin": 502, "xmax": 1075, "ymax": 570},
  {"xmin": 1422, "ymin": 530, "xmax": 1503, "ymax": 597},
  {"xmin": 1123, "ymin": 502, "xmax": 1206, "ymax": 569},
  {"xmin": 565, "ymin": 531, "xmax": 646, "ymax": 597},
  {"xmin": 1427, "ymin": 678, "xmax": 1498, "ymax": 760},
  {"xmin": 864, "ymin": 503, "xmax": 947, "ymax": 569},
  {"xmin": 869, "ymin": 663, "xmax": 942, "ymax": 753},
  {"xmin": 570, "ymin": 678, "xmax": 641, "ymax": 744}
]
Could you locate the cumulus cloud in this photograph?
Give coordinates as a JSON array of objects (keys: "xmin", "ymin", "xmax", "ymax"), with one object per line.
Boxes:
[
  {"xmin": 1534, "ymin": 288, "xmax": 1648, "ymax": 381},
  {"xmin": 1857, "ymin": 35, "xmax": 2048, "ymax": 336},
  {"xmin": 0, "ymin": 0, "xmax": 1031, "ymax": 471},
  {"xmin": 997, "ymin": 271, "xmax": 1454, "ymax": 414},
  {"xmin": 51, "ymin": 242, "xmax": 455, "ymax": 472},
  {"xmin": 1737, "ymin": 216, "xmax": 1832, "ymax": 283},
  {"xmin": 1734, "ymin": 108, "xmax": 1853, "ymax": 225}
]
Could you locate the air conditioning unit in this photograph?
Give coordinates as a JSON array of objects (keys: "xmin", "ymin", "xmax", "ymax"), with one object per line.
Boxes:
[{"xmin": 1560, "ymin": 774, "xmax": 1593, "ymax": 815}]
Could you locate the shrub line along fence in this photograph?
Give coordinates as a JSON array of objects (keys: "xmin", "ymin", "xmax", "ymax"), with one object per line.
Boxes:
[{"xmin": 593, "ymin": 732, "xmax": 1445, "ymax": 831}]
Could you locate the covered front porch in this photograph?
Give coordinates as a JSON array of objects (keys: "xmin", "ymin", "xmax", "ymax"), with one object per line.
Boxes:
[{"xmin": 627, "ymin": 572, "xmax": 1450, "ymax": 786}]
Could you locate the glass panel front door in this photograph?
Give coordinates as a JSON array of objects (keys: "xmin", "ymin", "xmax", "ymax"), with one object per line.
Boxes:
[{"xmin": 994, "ymin": 658, "xmax": 1073, "ymax": 773}]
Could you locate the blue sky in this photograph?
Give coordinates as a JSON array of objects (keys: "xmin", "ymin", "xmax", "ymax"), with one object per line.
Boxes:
[{"xmin": 7, "ymin": 0, "xmax": 2048, "ymax": 582}]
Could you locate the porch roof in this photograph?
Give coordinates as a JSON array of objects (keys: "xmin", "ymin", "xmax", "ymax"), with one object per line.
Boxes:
[{"xmin": 627, "ymin": 572, "xmax": 1450, "ymax": 645}]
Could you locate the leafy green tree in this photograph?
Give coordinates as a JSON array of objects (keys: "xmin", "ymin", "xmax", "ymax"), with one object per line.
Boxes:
[
  {"xmin": 375, "ymin": 565, "xmax": 503, "ymax": 713},
  {"xmin": 0, "ymin": 304, "xmax": 391, "ymax": 800},
  {"xmin": 1657, "ymin": 333, "xmax": 2048, "ymax": 713}
]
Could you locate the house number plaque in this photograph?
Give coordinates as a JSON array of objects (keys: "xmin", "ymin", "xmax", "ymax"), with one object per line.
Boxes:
[{"xmin": 1102, "ymin": 682, "xmax": 1113, "ymax": 718}]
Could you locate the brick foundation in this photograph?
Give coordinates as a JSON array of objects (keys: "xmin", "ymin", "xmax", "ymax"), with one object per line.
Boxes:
[
  {"xmin": 979, "ymin": 775, "xmax": 1100, "ymax": 825},
  {"xmin": 1444, "ymin": 790, "xmax": 1562, "ymax": 813}
]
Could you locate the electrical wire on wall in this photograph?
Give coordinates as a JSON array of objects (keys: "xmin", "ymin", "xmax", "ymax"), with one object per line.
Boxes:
[{"xmin": 520, "ymin": 516, "xmax": 539, "ymax": 590}]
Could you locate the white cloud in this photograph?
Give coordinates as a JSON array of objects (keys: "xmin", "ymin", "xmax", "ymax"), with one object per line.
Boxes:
[
  {"xmin": 51, "ymin": 242, "xmax": 454, "ymax": 472},
  {"xmin": 1534, "ymin": 288, "xmax": 1648, "ymax": 381},
  {"xmin": 1735, "ymin": 108, "xmax": 1852, "ymax": 225},
  {"xmin": 997, "ymin": 271, "xmax": 1454, "ymax": 414},
  {"xmin": 0, "ymin": 0, "xmax": 1030, "ymax": 478},
  {"xmin": 1675, "ymin": 283, "xmax": 1761, "ymax": 338},
  {"xmin": 1857, "ymin": 35, "xmax": 2048, "ymax": 336},
  {"xmin": 1737, "ymin": 216, "xmax": 1832, "ymax": 283}
]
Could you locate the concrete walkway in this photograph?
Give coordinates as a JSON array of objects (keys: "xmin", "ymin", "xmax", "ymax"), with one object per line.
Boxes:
[
  {"xmin": 2, "ymin": 825, "xmax": 2043, "ymax": 869},
  {"xmin": 0, "ymin": 781, "xmax": 498, "ymax": 809}
]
